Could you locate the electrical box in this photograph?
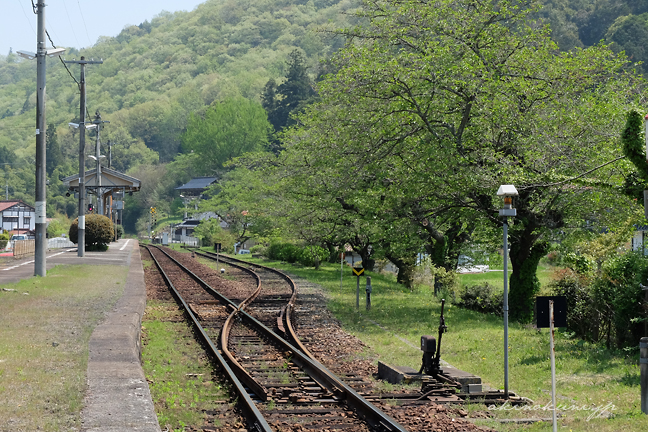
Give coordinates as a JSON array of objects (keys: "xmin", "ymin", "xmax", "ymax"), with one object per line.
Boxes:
[{"xmin": 420, "ymin": 335, "xmax": 437, "ymax": 353}]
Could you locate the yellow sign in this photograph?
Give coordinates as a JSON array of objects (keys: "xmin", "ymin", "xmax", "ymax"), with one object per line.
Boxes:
[{"xmin": 352, "ymin": 267, "xmax": 364, "ymax": 276}]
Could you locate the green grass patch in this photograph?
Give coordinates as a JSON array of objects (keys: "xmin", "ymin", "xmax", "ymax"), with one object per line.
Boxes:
[
  {"xmin": 0, "ymin": 265, "xmax": 126, "ymax": 431},
  {"xmin": 457, "ymin": 263, "xmax": 556, "ymax": 295},
  {"xmin": 142, "ymin": 300, "xmax": 230, "ymax": 431},
  {"xmin": 225, "ymin": 254, "xmax": 647, "ymax": 431}
]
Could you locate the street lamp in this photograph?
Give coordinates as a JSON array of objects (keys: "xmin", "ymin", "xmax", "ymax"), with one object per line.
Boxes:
[
  {"xmin": 19, "ymin": 0, "xmax": 66, "ymax": 276},
  {"xmin": 498, "ymin": 184, "xmax": 518, "ymax": 400}
]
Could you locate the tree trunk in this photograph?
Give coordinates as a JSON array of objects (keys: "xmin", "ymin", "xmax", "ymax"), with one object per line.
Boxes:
[
  {"xmin": 509, "ymin": 236, "xmax": 549, "ymax": 323},
  {"xmin": 385, "ymin": 252, "xmax": 416, "ymax": 288}
]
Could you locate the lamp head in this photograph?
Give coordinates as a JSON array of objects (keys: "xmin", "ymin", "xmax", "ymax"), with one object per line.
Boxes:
[{"xmin": 497, "ymin": 185, "xmax": 518, "ymax": 217}]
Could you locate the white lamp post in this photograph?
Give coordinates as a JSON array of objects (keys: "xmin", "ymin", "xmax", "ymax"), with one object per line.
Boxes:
[{"xmin": 498, "ymin": 184, "xmax": 518, "ymax": 399}]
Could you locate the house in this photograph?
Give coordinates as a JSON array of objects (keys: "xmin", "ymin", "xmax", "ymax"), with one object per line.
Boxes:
[
  {"xmin": 0, "ymin": 200, "xmax": 35, "ymax": 235},
  {"xmin": 632, "ymin": 226, "xmax": 648, "ymax": 255}
]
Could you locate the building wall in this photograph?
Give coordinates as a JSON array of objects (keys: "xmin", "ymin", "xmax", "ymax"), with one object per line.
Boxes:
[{"xmin": 1, "ymin": 204, "xmax": 35, "ymax": 233}]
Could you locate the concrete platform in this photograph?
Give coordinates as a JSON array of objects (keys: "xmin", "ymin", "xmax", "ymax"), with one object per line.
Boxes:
[{"xmin": 0, "ymin": 239, "xmax": 161, "ymax": 432}]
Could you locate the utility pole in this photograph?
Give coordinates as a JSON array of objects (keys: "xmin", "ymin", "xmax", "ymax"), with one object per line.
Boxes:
[
  {"xmin": 17, "ymin": 1, "xmax": 65, "ymax": 276},
  {"xmin": 64, "ymin": 56, "xmax": 102, "ymax": 257},
  {"xmin": 92, "ymin": 112, "xmax": 109, "ymax": 215},
  {"xmin": 107, "ymin": 140, "xmax": 113, "ymax": 169}
]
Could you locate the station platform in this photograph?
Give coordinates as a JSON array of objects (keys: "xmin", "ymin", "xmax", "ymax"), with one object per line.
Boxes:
[{"xmin": 0, "ymin": 239, "xmax": 161, "ymax": 432}]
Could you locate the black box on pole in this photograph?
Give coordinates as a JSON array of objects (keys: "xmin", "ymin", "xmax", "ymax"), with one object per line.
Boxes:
[{"xmin": 536, "ymin": 296, "xmax": 567, "ymax": 328}]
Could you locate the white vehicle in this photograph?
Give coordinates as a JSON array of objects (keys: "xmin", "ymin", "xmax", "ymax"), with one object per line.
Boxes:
[
  {"xmin": 5, "ymin": 234, "xmax": 28, "ymax": 251},
  {"xmin": 238, "ymin": 249, "xmax": 251, "ymax": 255}
]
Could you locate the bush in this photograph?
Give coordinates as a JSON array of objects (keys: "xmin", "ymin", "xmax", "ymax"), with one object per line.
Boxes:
[
  {"xmin": 298, "ymin": 245, "xmax": 329, "ymax": 268},
  {"xmin": 69, "ymin": 214, "xmax": 114, "ymax": 250},
  {"xmin": 268, "ymin": 242, "xmax": 300, "ymax": 263},
  {"xmin": 551, "ymin": 252, "xmax": 648, "ymax": 349},
  {"xmin": 249, "ymin": 244, "xmax": 267, "ymax": 256},
  {"xmin": 115, "ymin": 224, "xmax": 125, "ymax": 240},
  {"xmin": 550, "ymin": 269, "xmax": 599, "ymax": 341},
  {"xmin": 456, "ymin": 283, "xmax": 503, "ymax": 316},
  {"xmin": 591, "ymin": 252, "xmax": 648, "ymax": 348}
]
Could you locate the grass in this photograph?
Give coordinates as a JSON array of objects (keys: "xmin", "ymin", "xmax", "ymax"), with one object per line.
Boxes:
[
  {"xmin": 223, "ymin": 252, "xmax": 648, "ymax": 431},
  {"xmin": 142, "ymin": 301, "xmax": 231, "ymax": 431},
  {"xmin": 0, "ymin": 264, "xmax": 127, "ymax": 431},
  {"xmin": 458, "ymin": 261, "xmax": 556, "ymax": 295}
]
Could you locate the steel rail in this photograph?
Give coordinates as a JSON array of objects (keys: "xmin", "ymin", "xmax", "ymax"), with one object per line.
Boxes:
[
  {"xmin": 193, "ymin": 250, "xmax": 409, "ymax": 432},
  {"xmin": 197, "ymin": 250, "xmax": 317, "ymax": 360},
  {"xmin": 142, "ymin": 245, "xmax": 271, "ymax": 432}
]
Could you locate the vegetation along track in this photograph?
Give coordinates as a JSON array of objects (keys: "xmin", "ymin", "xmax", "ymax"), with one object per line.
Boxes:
[{"xmin": 144, "ymin": 245, "xmax": 409, "ymax": 432}]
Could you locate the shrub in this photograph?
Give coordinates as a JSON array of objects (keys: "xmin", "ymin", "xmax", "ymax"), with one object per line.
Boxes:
[
  {"xmin": 551, "ymin": 252, "xmax": 648, "ymax": 349},
  {"xmin": 278, "ymin": 244, "xmax": 300, "ymax": 263},
  {"xmin": 591, "ymin": 252, "xmax": 648, "ymax": 348},
  {"xmin": 549, "ymin": 269, "xmax": 599, "ymax": 341},
  {"xmin": 114, "ymin": 224, "xmax": 125, "ymax": 240},
  {"xmin": 456, "ymin": 283, "xmax": 503, "ymax": 316},
  {"xmin": 298, "ymin": 245, "xmax": 329, "ymax": 268},
  {"xmin": 249, "ymin": 244, "xmax": 267, "ymax": 256},
  {"xmin": 69, "ymin": 214, "xmax": 114, "ymax": 250}
]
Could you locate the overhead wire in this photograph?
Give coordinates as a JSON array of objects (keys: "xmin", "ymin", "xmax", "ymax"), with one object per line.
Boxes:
[
  {"xmin": 76, "ymin": 0, "xmax": 93, "ymax": 47},
  {"xmin": 16, "ymin": 0, "xmax": 36, "ymax": 37},
  {"xmin": 61, "ymin": 0, "xmax": 82, "ymax": 49}
]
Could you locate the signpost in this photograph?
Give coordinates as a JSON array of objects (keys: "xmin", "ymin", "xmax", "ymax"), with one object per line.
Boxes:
[
  {"xmin": 353, "ymin": 266, "xmax": 364, "ymax": 309},
  {"xmin": 536, "ymin": 296, "xmax": 567, "ymax": 432}
]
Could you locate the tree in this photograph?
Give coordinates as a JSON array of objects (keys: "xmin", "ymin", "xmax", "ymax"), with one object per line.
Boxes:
[
  {"xmin": 278, "ymin": 0, "xmax": 643, "ymax": 321},
  {"xmin": 181, "ymin": 97, "xmax": 271, "ymax": 175},
  {"xmin": 262, "ymin": 50, "xmax": 317, "ymax": 153}
]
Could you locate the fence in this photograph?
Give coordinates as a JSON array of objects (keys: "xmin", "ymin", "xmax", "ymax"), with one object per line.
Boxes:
[{"xmin": 13, "ymin": 240, "xmax": 35, "ymax": 259}]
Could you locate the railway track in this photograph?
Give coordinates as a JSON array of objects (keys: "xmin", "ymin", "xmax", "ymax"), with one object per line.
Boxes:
[{"xmin": 144, "ymin": 245, "xmax": 408, "ymax": 432}]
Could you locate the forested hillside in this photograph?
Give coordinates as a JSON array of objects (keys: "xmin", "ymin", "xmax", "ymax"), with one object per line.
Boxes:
[
  {"xmin": 0, "ymin": 0, "xmax": 645, "ymax": 234},
  {"xmin": 538, "ymin": 0, "xmax": 648, "ymax": 68},
  {"xmin": 0, "ymin": 0, "xmax": 358, "ymax": 224}
]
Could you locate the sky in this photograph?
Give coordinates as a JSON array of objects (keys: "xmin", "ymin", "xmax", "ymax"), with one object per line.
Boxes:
[{"xmin": 1, "ymin": 0, "xmax": 207, "ymax": 57}]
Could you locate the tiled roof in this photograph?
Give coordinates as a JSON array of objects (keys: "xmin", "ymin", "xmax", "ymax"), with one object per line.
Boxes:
[{"xmin": 0, "ymin": 201, "xmax": 32, "ymax": 212}]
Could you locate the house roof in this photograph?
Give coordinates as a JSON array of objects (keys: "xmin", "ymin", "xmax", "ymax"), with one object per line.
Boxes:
[
  {"xmin": 175, "ymin": 177, "xmax": 217, "ymax": 193},
  {"xmin": 175, "ymin": 219, "xmax": 201, "ymax": 228},
  {"xmin": 0, "ymin": 200, "xmax": 35, "ymax": 212}
]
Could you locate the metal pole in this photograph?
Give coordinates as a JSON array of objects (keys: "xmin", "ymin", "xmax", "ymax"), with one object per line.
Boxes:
[
  {"xmin": 549, "ymin": 300, "xmax": 557, "ymax": 432},
  {"xmin": 503, "ymin": 219, "xmax": 509, "ymax": 399},
  {"xmin": 78, "ymin": 59, "xmax": 86, "ymax": 257},
  {"xmin": 34, "ymin": 0, "xmax": 47, "ymax": 277},
  {"xmin": 356, "ymin": 274, "xmax": 360, "ymax": 310},
  {"xmin": 340, "ymin": 252, "xmax": 344, "ymax": 292},
  {"xmin": 641, "ymin": 337, "xmax": 648, "ymax": 414},
  {"xmin": 94, "ymin": 113, "xmax": 102, "ymax": 215}
]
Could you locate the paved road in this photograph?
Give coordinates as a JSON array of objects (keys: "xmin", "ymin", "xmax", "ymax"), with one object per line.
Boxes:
[{"xmin": 0, "ymin": 238, "xmax": 136, "ymax": 284}]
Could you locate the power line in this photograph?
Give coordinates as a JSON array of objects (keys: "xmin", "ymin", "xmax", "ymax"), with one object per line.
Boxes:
[
  {"xmin": 45, "ymin": 30, "xmax": 80, "ymax": 88},
  {"xmin": 61, "ymin": 0, "xmax": 82, "ymax": 49},
  {"xmin": 16, "ymin": 0, "xmax": 36, "ymax": 36},
  {"xmin": 76, "ymin": 0, "xmax": 93, "ymax": 47}
]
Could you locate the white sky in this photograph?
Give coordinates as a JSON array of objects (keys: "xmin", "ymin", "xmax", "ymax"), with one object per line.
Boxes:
[{"xmin": 1, "ymin": 0, "xmax": 207, "ymax": 56}]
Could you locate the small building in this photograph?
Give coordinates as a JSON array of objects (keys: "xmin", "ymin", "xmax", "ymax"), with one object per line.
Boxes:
[
  {"xmin": 0, "ymin": 200, "xmax": 35, "ymax": 235},
  {"xmin": 632, "ymin": 226, "xmax": 648, "ymax": 255},
  {"xmin": 175, "ymin": 177, "xmax": 218, "ymax": 198}
]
